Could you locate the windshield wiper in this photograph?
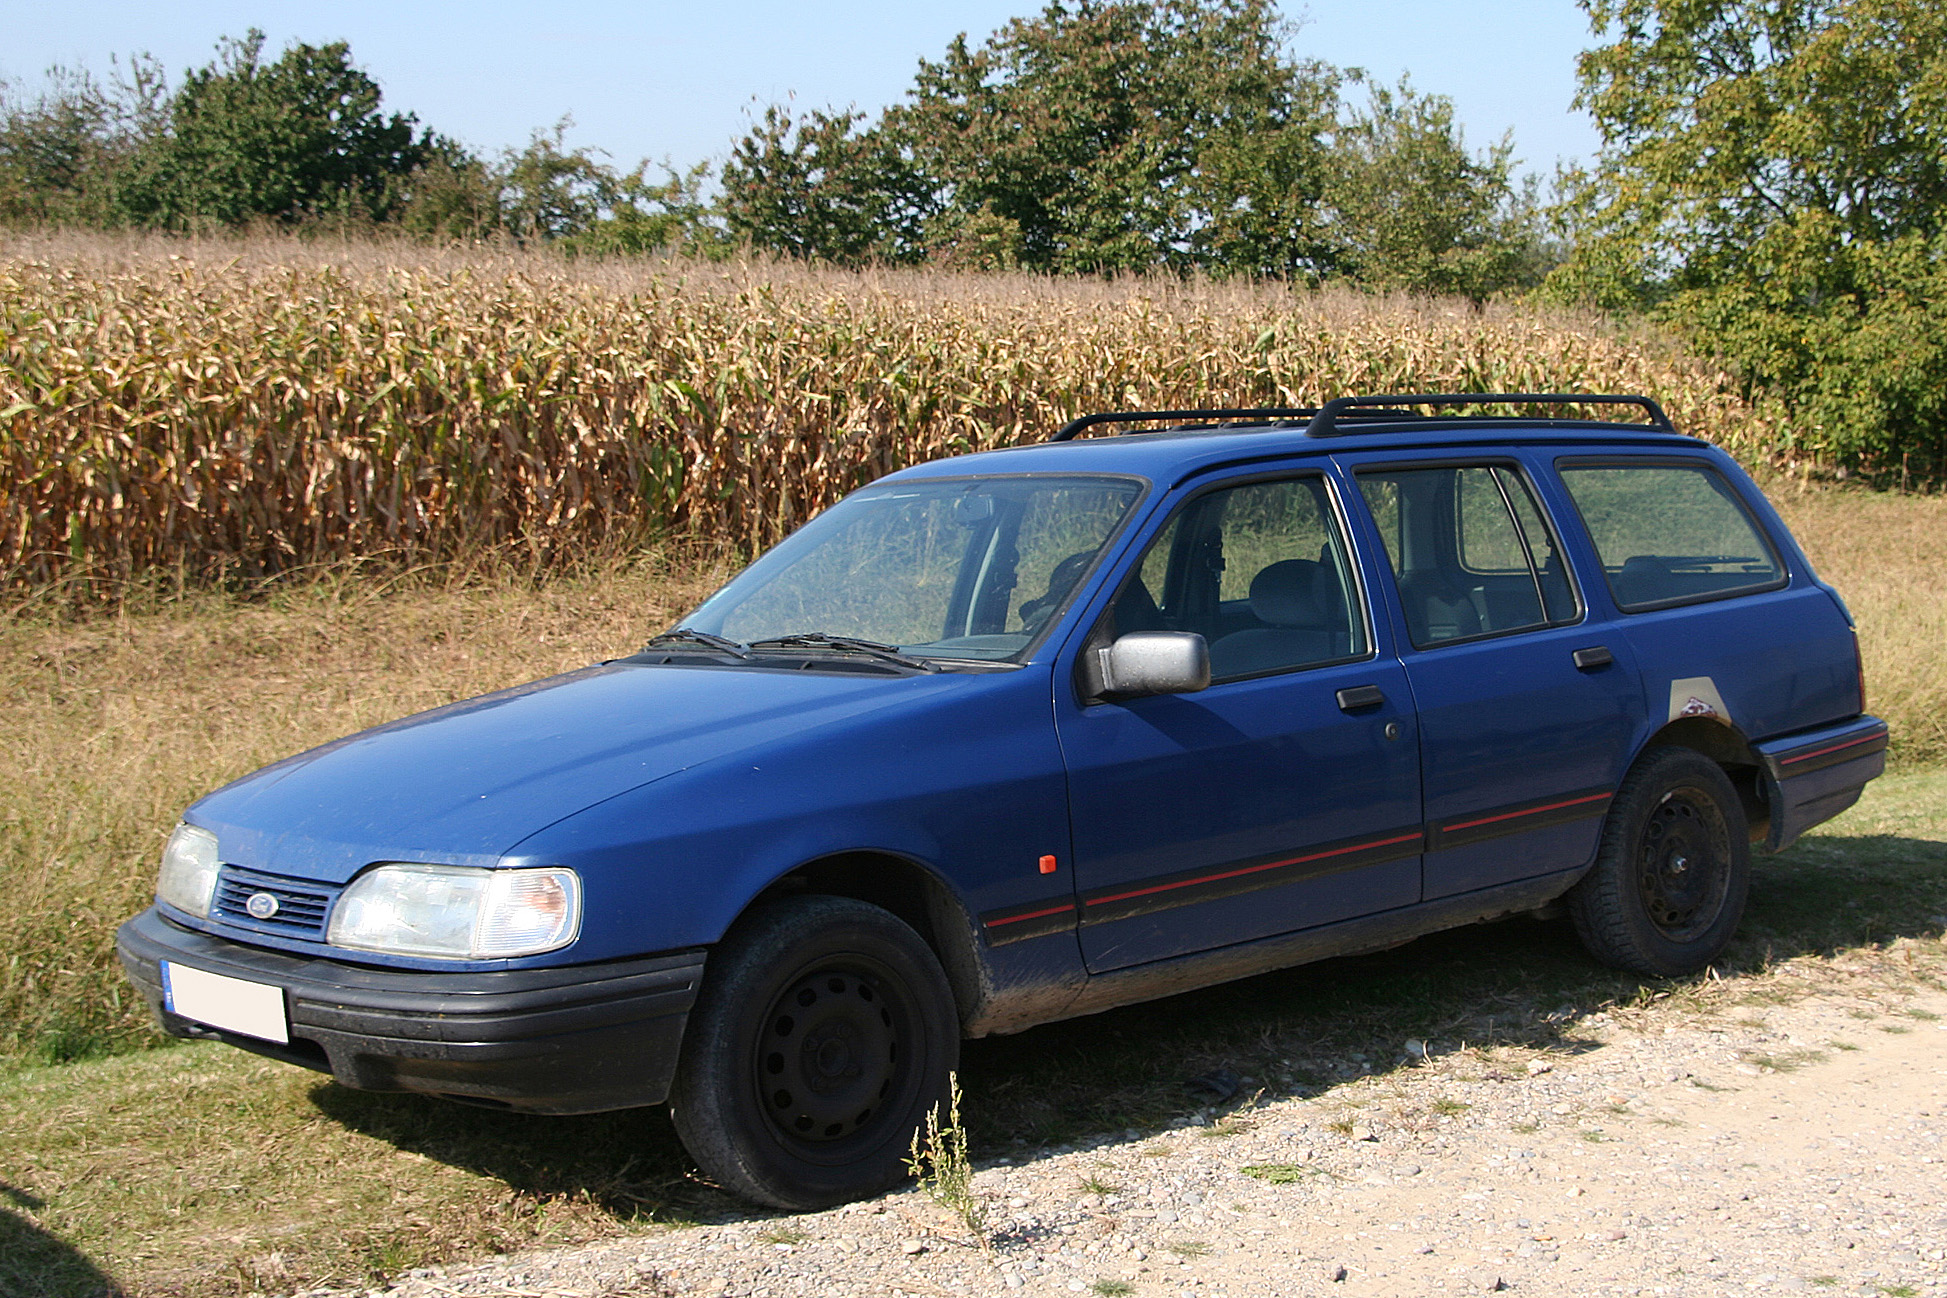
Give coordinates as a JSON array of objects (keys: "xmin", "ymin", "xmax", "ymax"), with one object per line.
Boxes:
[
  {"xmin": 640, "ymin": 628, "xmax": 750, "ymax": 658},
  {"xmin": 745, "ymin": 633, "xmax": 941, "ymax": 673}
]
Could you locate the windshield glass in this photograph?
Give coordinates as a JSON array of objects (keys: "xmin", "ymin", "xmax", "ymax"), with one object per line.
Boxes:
[{"xmin": 684, "ymin": 474, "xmax": 1146, "ymax": 661}]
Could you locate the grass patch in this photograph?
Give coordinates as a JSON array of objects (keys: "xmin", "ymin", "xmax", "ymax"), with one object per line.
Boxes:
[
  {"xmin": 0, "ymin": 1043, "xmax": 707, "ymax": 1298},
  {"xmin": 1740, "ymin": 1048, "xmax": 1827, "ymax": 1072},
  {"xmin": 1076, "ymin": 1173, "xmax": 1120, "ymax": 1197},
  {"xmin": 1431, "ymin": 1098, "xmax": 1471, "ymax": 1115},
  {"xmin": 1165, "ymin": 1239, "xmax": 1211, "ymax": 1259},
  {"xmin": 1240, "ymin": 1163, "xmax": 1332, "ymax": 1184},
  {"xmin": 1091, "ymin": 1281, "xmax": 1136, "ymax": 1296}
]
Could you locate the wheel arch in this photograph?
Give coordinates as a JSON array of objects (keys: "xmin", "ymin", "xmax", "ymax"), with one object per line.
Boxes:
[
  {"xmin": 1632, "ymin": 716, "xmax": 1768, "ymax": 842},
  {"xmin": 738, "ymin": 851, "xmax": 987, "ymax": 1031}
]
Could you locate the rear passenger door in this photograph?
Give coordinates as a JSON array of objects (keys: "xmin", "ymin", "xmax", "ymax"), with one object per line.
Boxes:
[
  {"xmin": 1055, "ymin": 470, "xmax": 1422, "ymax": 973},
  {"xmin": 1345, "ymin": 457, "xmax": 1647, "ymax": 900}
]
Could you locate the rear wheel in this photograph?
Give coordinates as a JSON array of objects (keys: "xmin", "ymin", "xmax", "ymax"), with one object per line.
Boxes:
[
  {"xmin": 669, "ymin": 895, "xmax": 958, "ymax": 1209},
  {"xmin": 1569, "ymin": 746, "xmax": 1749, "ymax": 978}
]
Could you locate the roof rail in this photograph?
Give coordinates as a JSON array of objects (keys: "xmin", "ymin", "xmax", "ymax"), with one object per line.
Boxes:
[
  {"xmin": 1048, "ymin": 407, "xmax": 1318, "ymax": 442},
  {"xmin": 1304, "ymin": 393, "xmax": 1675, "ymax": 437}
]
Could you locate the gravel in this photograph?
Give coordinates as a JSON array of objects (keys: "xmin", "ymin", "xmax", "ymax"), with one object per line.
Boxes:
[{"xmin": 295, "ymin": 968, "xmax": 1947, "ymax": 1298}]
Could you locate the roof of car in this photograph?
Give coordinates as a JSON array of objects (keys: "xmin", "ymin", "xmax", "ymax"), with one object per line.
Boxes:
[{"xmin": 886, "ymin": 404, "xmax": 1712, "ymax": 489}]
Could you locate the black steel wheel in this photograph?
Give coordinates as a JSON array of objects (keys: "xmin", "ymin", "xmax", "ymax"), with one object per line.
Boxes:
[
  {"xmin": 669, "ymin": 896, "xmax": 957, "ymax": 1210},
  {"xmin": 1569, "ymin": 746, "xmax": 1750, "ymax": 977}
]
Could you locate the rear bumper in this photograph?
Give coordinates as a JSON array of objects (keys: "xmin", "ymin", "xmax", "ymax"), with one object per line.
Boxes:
[
  {"xmin": 1755, "ymin": 715, "xmax": 1889, "ymax": 852},
  {"xmin": 116, "ymin": 907, "xmax": 704, "ymax": 1114}
]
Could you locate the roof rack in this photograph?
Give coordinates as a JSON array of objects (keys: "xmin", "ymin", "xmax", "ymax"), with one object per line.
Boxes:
[
  {"xmin": 1048, "ymin": 407, "xmax": 1318, "ymax": 442},
  {"xmin": 1048, "ymin": 394, "xmax": 1676, "ymax": 444},
  {"xmin": 1304, "ymin": 392, "xmax": 1674, "ymax": 437}
]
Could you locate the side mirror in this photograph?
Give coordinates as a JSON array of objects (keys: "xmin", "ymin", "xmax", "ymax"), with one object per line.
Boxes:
[{"xmin": 1092, "ymin": 632, "xmax": 1211, "ymax": 699}]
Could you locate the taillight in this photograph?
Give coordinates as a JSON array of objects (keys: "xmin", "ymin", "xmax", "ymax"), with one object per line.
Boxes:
[{"xmin": 1853, "ymin": 632, "xmax": 1868, "ymax": 714}]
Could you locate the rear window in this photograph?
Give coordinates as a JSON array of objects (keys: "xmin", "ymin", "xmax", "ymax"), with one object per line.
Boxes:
[{"xmin": 1557, "ymin": 461, "xmax": 1785, "ymax": 610}]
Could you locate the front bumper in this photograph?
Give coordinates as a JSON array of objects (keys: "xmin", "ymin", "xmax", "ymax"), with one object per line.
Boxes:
[{"xmin": 116, "ymin": 907, "xmax": 704, "ymax": 1114}]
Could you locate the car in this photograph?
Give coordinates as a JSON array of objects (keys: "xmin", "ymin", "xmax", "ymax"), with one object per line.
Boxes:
[{"xmin": 117, "ymin": 392, "xmax": 1887, "ymax": 1209}]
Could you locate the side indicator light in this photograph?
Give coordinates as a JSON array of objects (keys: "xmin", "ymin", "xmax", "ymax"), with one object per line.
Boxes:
[{"xmin": 1038, "ymin": 855, "xmax": 1058, "ymax": 875}]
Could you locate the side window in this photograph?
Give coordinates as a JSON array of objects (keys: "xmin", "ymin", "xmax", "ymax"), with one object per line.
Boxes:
[
  {"xmin": 1106, "ymin": 476, "xmax": 1368, "ymax": 680},
  {"xmin": 1558, "ymin": 462, "xmax": 1785, "ymax": 610},
  {"xmin": 1357, "ymin": 464, "xmax": 1578, "ymax": 649}
]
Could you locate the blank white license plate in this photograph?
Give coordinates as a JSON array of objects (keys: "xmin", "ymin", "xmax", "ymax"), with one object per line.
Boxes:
[{"xmin": 161, "ymin": 961, "xmax": 289, "ymax": 1044}]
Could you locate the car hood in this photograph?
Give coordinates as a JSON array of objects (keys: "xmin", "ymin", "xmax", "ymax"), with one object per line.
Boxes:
[{"xmin": 188, "ymin": 661, "xmax": 975, "ymax": 882}]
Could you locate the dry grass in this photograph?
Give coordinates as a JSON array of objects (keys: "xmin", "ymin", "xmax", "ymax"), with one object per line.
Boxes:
[
  {"xmin": 1769, "ymin": 483, "xmax": 1947, "ymax": 765},
  {"xmin": 2, "ymin": 231, "xmax": 1782, "ymax": 593}
]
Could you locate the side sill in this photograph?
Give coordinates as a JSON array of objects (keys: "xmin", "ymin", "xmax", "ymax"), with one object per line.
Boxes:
[{"xmin": 974, "ymin": 870, "xmax": 1584, "ymax": 1035}]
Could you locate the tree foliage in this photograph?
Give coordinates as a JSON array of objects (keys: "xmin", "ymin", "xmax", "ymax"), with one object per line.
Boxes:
[
  {"xmin": 113, "ymin": 31, "xmax": 432, "ymax": 228},
  {"xmin": 1553, "ymin": 0, "xmax": 1947, "ymax": 472},
  {"xmin": 722, "ymin": 0, "xmax": 1546, "ymax": 291}
]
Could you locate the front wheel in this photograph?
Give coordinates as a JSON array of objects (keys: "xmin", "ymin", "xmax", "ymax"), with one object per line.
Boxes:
[
  {"xmin": 1569, "ymin": 746, "xmax": 1750, "ymax": 978},
  {"xmin": 669, "ymin": 895, "xmax": 959, "ymax": 1210}
]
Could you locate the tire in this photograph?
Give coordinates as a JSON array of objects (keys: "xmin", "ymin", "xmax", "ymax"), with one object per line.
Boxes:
[
  {"xmin": 669, "ymin": 895, "xmax": 959, "ymax": 1210},
  {"xmin": 1569, "ymin": 746, "xmax": 1750, "ymax": 978}
]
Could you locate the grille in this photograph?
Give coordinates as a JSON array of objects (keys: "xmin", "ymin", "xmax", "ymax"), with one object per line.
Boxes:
[{"xmin": 212, "ymin": 866, "xmax": 338, "ymax": 939}]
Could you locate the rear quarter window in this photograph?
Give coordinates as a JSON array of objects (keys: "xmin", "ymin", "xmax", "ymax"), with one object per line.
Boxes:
[{"xmin": 1557, "ymin": 460, "xmax": 1785, "ymax": 611}]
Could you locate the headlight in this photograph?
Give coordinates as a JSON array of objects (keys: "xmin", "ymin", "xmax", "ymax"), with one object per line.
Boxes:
[
  {"xmin": 156, "ymin": 823, "xmax": 221, "ymax": 917},
  {"xmin": 326, "ymin": 864, "xmax": 581, "ymax": 959}
]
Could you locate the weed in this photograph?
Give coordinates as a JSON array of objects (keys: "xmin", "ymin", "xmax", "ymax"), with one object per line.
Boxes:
[
  {"xmin": 1582, "ymin": 1130, "xmax": 1606, "ymax": 1143},
  {"xmin": 1241, "ymin": 1163, "xmax": 1332, "ymax": 1184},
  {"xmin": 1880, "ymin": 1024, "xmax": 1913, "ymax": 1034},
  {"xmin": 907, "ymin": 1074, "xmax": 987, "ymax": 1245},
  {"xmin": 1200, "ymin": 1115, "xmax": 1253, "ymax": 1138},
  {"xmin": 1877, "ymin": 1285, "xmax": 1918, "ymax": 1297},
  {"xmin": 1141, "ymin": 1144, "xmax": 1174, "ymax": 1158},
  {"xmin": 1811, "ymin": 1278, "xmax": 1840, "ymax": 1288},
  {"xmin": 1091, "ymin": 1281, "xmax": 1136, "ymax": 1296},
  {"xmin": 1166, "ymin": 1239, "xmax": 1212, "ymax": 1259},
  {"xmin": 1077, "ymin": 1173, "xmax": 1120, "ymax": 1197},
  {"xmin": 1741, "ymin": 1049, "xmax": 1826, "ymax": 1072},
  {"xmin": 1431, "ymin": 1098, "xmax": 1470, "ymax": 1115},
  {"xmin": 1848, "ymin": 1009, "xmax": 1878, "ymax": 1020},
  {"xmin": 1904, "ymin": 1007, "xmax": 1939, "ymax": 1020},
  {"xmin": 1829, "ymin": 1039, "xmax": 1861, "ymax": 1051},
  {"xmin": 758, "ymin": 1225, "xmax": 808, "ymax": 1246},
  {"xmin": 1511, "ymin": 1121, "xmax": 1540, "ymax": 1134},
  {"xmin": 1326, "ymin": 1117, "xmax": 1356, "ymax": 1137}
]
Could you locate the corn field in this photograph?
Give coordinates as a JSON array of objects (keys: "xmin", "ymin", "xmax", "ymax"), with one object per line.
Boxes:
[{"xmin": 0, "ymin": 234, "xmax": 1786, "ymax": 592}]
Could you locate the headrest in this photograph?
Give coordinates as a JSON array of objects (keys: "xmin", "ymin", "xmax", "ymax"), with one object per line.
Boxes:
[{"xmin": 1249, "ymin": 559, "xmax": 1335, "ymax": 628}]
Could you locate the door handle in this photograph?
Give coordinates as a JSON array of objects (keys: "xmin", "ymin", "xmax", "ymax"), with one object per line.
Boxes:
[
  {"xmin": 1336, "ymin": 684, "xmax": 1386, "ymax": 712},
  {"xmin": 1573, "ymin": 645, "xmax": 1615, "ymax": 670}
]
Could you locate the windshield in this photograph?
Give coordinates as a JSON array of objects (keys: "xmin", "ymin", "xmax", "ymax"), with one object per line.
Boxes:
[{"xmin": 683, "ymin": 474, "xmax": 1146, "ymax": 661}]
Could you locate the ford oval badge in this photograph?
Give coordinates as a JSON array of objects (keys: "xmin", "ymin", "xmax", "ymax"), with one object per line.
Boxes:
[{"xmin": 245, "ymin": 892, "xmax": 280, "ymax": 920}]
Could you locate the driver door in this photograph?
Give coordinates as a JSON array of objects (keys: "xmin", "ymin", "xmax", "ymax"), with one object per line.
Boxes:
[{"xmin": 1055, "ymin": 470, "xmax": 1423, "ymax": 973}]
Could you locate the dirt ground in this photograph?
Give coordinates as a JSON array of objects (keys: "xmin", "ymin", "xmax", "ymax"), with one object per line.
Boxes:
[{"xmin": 298, "ymin": 942, "xmax": 1947, "ymax": 1298}]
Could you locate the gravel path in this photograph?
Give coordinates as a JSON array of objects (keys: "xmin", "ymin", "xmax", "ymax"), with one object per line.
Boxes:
[{"xmin": 304, "ymin": 951, "xmax": 1947, "ymax": 1298}]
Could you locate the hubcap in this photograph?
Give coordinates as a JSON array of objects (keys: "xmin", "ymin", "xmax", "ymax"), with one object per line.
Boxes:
[
  {"xmin": 1637, "ymin": 787, "xmax": 1731, "ymax": 941},
  {"xmin": 756, "ymin": 967, "xmax": 901, "ymax": 1145}
]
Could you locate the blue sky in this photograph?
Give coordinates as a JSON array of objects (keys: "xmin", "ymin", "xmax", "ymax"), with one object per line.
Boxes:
[{"xmin": 5, "ymin": 2, "xmax": 1604, "ymax": 181}]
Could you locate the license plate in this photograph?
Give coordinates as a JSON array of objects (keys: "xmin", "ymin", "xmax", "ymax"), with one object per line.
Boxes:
[{"xmin": 161, "ymin": 961, "xmax": 289, "ymax": 1044}]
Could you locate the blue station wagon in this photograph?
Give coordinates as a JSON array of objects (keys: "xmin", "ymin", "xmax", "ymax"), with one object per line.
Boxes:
[{"xmin": 117, "ymin": 393, "xmax": 1887, "ymax": 1208}]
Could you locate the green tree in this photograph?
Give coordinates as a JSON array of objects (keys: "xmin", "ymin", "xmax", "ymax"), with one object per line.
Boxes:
[
  {"xmin": 719, "ymin": 102, "xmax": 936, "ymax": 263},
  {"xmin": 1332, "ymin": 79, "xmax": 1551, "ymax": 301},
  {"xmin": 114, "ymin": 30, "xmax": 431, "ymax": 228},
  {"xmin": 721, "ymin": 0, "xmax": 1541, "ymax": 290},
  {"xmin": 0, "ymin": 56, "xmax": 166, "ymax": 224},
  {"xmin": 1551, "ymin": 0, "xmax": 1947, "ymax": 472},
  {"xmin": 893, "ymin": 0, "xmax": 1341, "ymax": 274}
]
